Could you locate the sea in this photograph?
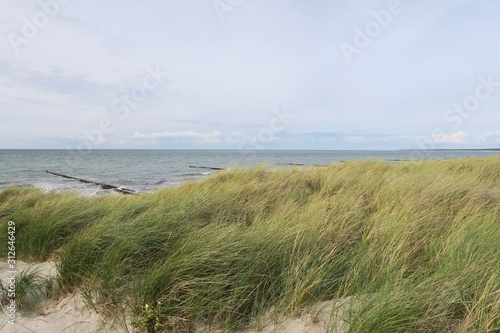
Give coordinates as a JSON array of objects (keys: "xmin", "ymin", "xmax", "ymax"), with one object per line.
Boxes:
[{"xmin": 1, "ymin": 149, "xmax": 499, "ymax": 196}]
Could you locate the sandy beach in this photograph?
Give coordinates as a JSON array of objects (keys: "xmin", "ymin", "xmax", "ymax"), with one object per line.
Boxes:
[
  {"xmin": 0, "ymin": 261, "xmax": 129, "ymax": 333},
  {"xmin": 1, "ymin": 158, "xmax": 498, "ymax": 332},
  {"xmin": 1, "ymin": 261, "xmax": 356, "ymax": 333}
]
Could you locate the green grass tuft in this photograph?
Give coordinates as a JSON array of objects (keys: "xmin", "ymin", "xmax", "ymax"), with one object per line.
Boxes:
[{"xmin": 1, "ymin": 157, "xmax": 499, "ymax": 332}]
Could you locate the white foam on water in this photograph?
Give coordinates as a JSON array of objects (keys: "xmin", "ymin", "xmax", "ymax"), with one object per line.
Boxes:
[{"xmin": 33, "ymin": 181, "xmax": 108, "ymax": 196}]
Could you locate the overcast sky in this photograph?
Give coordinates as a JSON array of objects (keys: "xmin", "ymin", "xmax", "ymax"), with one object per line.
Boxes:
[{"xmin": 1, "ymin": 0, "xmax": 499, "ymax": 150}]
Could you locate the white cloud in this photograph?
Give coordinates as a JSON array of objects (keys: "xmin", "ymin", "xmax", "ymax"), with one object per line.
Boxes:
[
  {"xmin": 342, "ymin": 135, "xmax": 381, "ymax": 144},
  {"xmin": 483, "ymin": 132, "xmax": 500, "ymax": 144},
  {"xmin": 132, "ymin": 131, "xmax": 223, "ymax": 144},
  {"xmin": 1, "ymin": 1, "xmax": 500, "ymax": 149},
  {"xmin": 343, "ymin": 135, "xmax": 368, "ymax": 143},
  {"xmin": 414, "ymin": 131, "xmax": 500, "ymax": 145},
  {"xmin": 434, "ymin": 131, "xmax": 468, "ymax": 144}
]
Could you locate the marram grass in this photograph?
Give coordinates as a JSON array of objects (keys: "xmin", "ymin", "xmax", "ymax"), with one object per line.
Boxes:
[{"xmin": 1, "ymin": 157, "xmax": 499, "ymax": 332}]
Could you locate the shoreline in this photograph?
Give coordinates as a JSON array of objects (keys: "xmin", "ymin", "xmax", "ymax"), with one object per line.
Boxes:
[
  {"xmin": 1, "ymin": 157, "xmax": 499, "ymax": 332},
  {"xmin": 2, "ymin": 154, "xmax": 500, "ymax": 196}
]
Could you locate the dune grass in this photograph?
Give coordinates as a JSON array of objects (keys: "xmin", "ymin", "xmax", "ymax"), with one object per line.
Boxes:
[
  {"xmin": 1, "ymin": 157, "xmax": 499, "ymax": 332},
  {"xmin": 0, "ymin": 267, "xmax": 57, "ymax": 313}
]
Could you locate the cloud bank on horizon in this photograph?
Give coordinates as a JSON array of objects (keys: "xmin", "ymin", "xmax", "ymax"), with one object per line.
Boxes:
[{"xmin": 0, "ymin": 0, "xmax": 499, "ymax": 150}]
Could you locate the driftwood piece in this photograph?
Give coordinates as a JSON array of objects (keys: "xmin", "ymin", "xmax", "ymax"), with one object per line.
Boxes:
[
  {"xmin": 46, "ymin": 171, "xmax": 138, "ymax": 194},
  {"xmin": 188, "ymin": 165, "xmax": 225, "ymax": 171}
]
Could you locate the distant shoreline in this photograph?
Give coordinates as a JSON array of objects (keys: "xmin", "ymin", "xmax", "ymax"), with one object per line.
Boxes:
[
  {"xmin": 399, "ymin": 148, "xmax": 500, "ymax": 152},
  {"xmin": 0, "ymin": 148, "xmax": 499, "ymax": 151},
  {"xmin": 1, "ymin": 150, "xmax": 499, "ymax": 194}
]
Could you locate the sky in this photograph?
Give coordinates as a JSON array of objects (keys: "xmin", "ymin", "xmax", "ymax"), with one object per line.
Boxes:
[{"xmin": 0, "ymin": 0, "xmax": 499, "ymax": 150}]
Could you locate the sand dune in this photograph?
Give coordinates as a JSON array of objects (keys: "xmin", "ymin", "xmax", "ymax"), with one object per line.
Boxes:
[
  {"xmin": 1, "ymin": 261, "xmax": 352, "ymax": 333},
  {"xmin": 0, "ymin": 261, "xmax": 126, "ymax": 333}
]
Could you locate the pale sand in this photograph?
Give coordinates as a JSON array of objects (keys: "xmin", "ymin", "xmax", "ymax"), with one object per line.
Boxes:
[
  {"xmin": 1, "ymin": 261, "xmax": 127, "ymax": 333},
  {"xmin": 204, "ymin": 298, "xmax": 352, "ymax": 333},
  {"xmin": 1, "ymin": 261, "xmax": 351, "ymax": 333},
  {"xmin": 0, "ymin": 293, "xmax": 126, "ymax": 333}
]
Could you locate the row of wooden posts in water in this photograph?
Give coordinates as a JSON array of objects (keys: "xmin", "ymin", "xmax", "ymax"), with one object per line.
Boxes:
[
  {"xmin": 46, "ymin": 166, "xmax": 225, "ymax": 195},
  {"xmin": 45, "ymin": 163, "xmax": 334, "ymax": 195}
]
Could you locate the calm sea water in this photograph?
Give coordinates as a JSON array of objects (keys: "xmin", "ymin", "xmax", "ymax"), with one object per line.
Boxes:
[{"xmin": 0, "ymin": 149, "xmax": 498, "ymax": 195}]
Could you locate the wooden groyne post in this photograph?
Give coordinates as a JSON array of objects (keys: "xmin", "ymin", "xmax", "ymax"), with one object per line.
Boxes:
[{"xmin": 46, "ymin": 171, "xmax": 138, "ymax": 194}]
